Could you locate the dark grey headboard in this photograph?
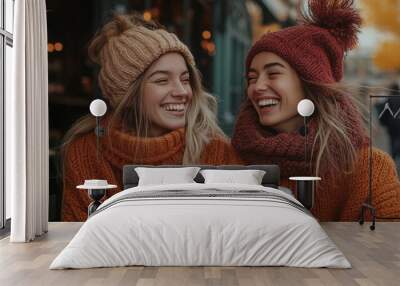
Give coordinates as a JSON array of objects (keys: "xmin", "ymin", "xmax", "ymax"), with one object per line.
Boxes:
[{"xmin": 123, "ymin": 165, "xmax": 280, "ymax": 189}]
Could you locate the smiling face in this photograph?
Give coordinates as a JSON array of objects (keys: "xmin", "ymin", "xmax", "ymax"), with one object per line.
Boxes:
[
  {"xmin": 247, "ymin": 52, "xmax": 305, "ymax": 133},
  {"xmin": 142, "ymin": 52, "xmax": 193, "ymax": 137}
]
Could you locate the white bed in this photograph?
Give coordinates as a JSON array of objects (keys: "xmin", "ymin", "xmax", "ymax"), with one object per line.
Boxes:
[{"xmin": 50, "ymin": 183, "xmax": 350, "ymax": 269}]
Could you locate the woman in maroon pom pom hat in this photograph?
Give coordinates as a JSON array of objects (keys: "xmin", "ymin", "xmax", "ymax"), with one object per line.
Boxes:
[{"xmin": 232, "ymin": 0, "xmax": 400, "ymax": 221}]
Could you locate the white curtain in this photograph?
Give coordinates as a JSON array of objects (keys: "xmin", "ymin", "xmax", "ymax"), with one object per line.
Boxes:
[{"xmin": 7, "ymin": 0, "xmax": 49, "ymax": 242}]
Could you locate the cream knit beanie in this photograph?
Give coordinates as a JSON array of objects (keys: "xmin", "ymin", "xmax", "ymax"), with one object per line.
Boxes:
[{"xmin": 88, "ymin": 14, "xmax": 195, "ymax": 108}]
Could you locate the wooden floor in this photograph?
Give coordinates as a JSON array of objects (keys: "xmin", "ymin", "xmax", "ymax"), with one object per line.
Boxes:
[{"xmin": 0, "ymin": 222, "xmax": 399, "ymax": 286}]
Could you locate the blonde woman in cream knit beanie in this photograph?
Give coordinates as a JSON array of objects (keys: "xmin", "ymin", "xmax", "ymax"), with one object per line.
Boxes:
[
  {"xmin": 61, "ymin": 13, "xmax": 242, "ymax": 221},
  {"xmin": 64, "ymin": 13, "xmax": 234, "ymax": 163}
]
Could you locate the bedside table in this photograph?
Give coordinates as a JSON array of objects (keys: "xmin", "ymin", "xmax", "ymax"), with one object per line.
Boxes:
[
  {"xmin": 289, "ymin": 177, "xmax": 321, "ymax": 209},
  {"xmin": 77, "ymin": 180, "xmax": 117, "ymax": 216}
]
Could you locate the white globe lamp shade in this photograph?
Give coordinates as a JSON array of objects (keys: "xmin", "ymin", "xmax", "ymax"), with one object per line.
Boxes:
[
  {"xmin": 90, "ymin": 99, "xmax": 107, "ymax": 117},
  {"xmin": 297, "ymin": 99, "xmax": 315, "ymax": 117}
]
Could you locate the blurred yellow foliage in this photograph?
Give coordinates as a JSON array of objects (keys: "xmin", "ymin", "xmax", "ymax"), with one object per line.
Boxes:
[
  {"xmin": 362, "ymin": 0, "xmax": 400, "ymax": 37},
  {"xmin": 373, "ymin": 41, "xmax": 400, "ymax": 71},
  {"xmin": 361, "ymin": 0, "xmax": 400, "ymax": 71}
]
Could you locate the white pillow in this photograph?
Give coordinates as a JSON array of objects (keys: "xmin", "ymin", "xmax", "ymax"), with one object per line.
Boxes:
[
  {"xmin": 135, "ymin": 167, "xmax": 201, "ymax": 186},
  {"xmin": 200, "ymin": 169, "xmax": 266, "ymax": 185}
]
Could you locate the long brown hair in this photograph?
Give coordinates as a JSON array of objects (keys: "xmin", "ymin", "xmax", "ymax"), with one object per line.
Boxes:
[{"xmin": 303, "ymin": 80, "xmax": 368, "ymax": 177}]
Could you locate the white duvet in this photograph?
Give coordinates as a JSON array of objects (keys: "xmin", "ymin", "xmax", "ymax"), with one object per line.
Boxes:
[{"xmin": 50, "ymin": 183, "xmax": 350, "ymax": 269}]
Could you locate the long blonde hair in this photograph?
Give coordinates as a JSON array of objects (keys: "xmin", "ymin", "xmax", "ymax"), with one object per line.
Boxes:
[
  {"xmin": 62, "ymin": 13, "xmax": 225, "ymax": 164},
  {"xmin": 303, "ymin": 81, "xmax": 367, "ymax": 177}
]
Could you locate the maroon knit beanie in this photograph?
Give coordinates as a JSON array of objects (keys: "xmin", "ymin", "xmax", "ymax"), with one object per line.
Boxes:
[{"xmin": 246, "ymin": 0, "xmax": 362, "ymax": 83}]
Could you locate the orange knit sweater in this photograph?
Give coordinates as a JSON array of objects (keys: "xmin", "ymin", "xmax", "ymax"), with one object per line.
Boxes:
[
  {"xmin": 280, "ymin": 147, "xmax": 400, "ymax": 221},
  {"xmin": 62, "ymin": 128, "xmax": 242, "ymax": 221},
  {"xmin": 63, "ymin": 129, "xmax": 400, "ymax": 222}
]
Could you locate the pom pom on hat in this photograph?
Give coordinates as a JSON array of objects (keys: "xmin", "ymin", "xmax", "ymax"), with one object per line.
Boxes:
[{"xmin": 301, "ymin": 0, "xmax": 362, "ymax": 52}]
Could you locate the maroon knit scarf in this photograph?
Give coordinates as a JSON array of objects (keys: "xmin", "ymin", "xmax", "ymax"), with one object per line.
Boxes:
[{"xmin": 231, "ymin": 96, "xmax": 368, "ymax": 178}]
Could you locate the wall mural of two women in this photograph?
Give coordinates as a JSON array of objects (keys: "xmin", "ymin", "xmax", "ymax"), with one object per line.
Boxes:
[{"xmin": 61, "ymin": 1, "xmax": 400, "ymax": 222}]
